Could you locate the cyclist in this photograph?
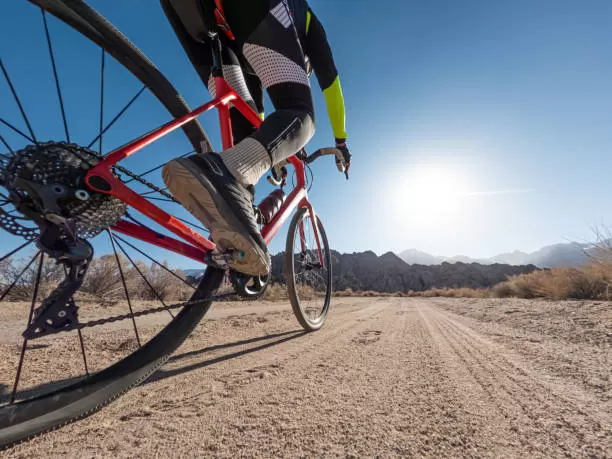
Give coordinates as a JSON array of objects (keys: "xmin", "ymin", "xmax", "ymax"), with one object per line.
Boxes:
[{"xmin": 161, "ymin": 0, "xmax": 350, "ymax": 277}]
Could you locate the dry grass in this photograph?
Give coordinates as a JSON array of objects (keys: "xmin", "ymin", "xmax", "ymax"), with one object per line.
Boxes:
[
  {"xmin": 493, "ymin": 262, "xmax": 612, "ymax": 300},
  {"xmin": 407, "ymin": 287, "xmax": 491, "ymax": 299},
  {"xmin": 335, "ymin": 288, "xmax": 406, "ymax": 298},
  {"xmin": 261, "ymin": 285, "xmax": 408, "ymax": 301},
  {"xmin": 262, "ymin": 283, "xmax": 288, "ymax": 301},
  {"xmin": 413, "ymin": 261, "xmax": 612, "ymax": 301}
]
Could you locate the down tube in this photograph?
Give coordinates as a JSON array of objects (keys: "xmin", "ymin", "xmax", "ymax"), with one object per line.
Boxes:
[
  {"xmin": 261, "ymin": 188, "xmax": 307, "ymax": 244},
  {"xmin": 112, "ymin": 220, "xmax": 209, "ymax": 265}
]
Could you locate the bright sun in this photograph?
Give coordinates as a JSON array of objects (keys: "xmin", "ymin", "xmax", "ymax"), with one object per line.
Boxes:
[{"xmin": 396, "ymin": 163, "xmax": 470, "ymax": 223}]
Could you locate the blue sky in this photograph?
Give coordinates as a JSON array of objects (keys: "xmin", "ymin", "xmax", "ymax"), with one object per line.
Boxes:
[{"xmin": 2, "ymin": 0, "xmax": 611, "ymax": 268}]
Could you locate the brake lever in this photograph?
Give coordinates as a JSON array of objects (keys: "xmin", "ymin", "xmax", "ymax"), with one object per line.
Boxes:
[{"xmin": 267, "ymin": 165, "xmax": 287, "ymax": 187}]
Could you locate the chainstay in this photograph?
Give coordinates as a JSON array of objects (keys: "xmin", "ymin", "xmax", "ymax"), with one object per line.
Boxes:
[{"xmin": 65, "ymin": 145, "xmax": 177, "ymax": 202}]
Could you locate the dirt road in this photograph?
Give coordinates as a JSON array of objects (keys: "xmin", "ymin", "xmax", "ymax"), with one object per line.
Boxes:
[{"xmin": 4, "ymin": 297, "xmax": 611, "ymax": 457}]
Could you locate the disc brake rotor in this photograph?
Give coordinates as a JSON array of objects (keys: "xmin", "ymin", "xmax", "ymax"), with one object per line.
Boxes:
[{"xmin": 0, "ymin": 141, "xmax": 126, "ymax": 239}]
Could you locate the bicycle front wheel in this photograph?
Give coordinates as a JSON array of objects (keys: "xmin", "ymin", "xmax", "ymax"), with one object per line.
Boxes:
[{"xmin": 284, "ymin": 207, "xmax": 332, "ymax": 331}]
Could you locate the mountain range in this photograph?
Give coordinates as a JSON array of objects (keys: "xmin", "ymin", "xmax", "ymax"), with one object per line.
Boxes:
[
  {"xmin": 181, "ymin": 240, "xmax": 605, "ymax": 293},
  {"xmin": 268, "ymin": 251, "xmax": 538, "ymax": 293},
  {"xmin": 398, "ymin": 241, "xmax": 595, "ymax": 268}
]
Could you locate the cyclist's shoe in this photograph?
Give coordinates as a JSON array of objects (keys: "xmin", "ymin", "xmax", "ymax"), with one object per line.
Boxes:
[{"xmin": 162, "ymin": 153, "xmax": 270, "ymax": 276}]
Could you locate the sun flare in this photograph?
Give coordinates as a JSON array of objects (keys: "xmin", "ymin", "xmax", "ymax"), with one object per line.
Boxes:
[{"xmin": 394, "ymin": 163, "xmax": 471, "ymax": 223}]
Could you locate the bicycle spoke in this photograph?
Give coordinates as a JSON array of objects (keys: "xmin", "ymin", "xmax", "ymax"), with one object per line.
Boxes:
[
  {"xmin": 0, "ymin": 240, "xmax": 33, "ymax": 264},
  {"xmin": 0, "ymin": 134, "xmax": 14, "ymax": 155},
  {"xmin": 174, "ymin": 216, "xmax": 209, "ymax": 234},
  {"xmin": 113, "ymin": 235, "xmax": 175, "ymax": 320},
  {"xmin": 41, "ymin": 9, "xmax": 70, "ymax": 143},
  {"xmin": 124, "ymin": 150, "xmax": 194, "ymax": 183},
  {"xmin": 0, "ymin": 59, "xmax": 37, "ymax": 144},
  {"xmin": 310, "ymin": 269, "xmax": 327, "ymax": 284},
  {"xmin": 107, "ymin": 230, "xmax": 141, "ymax": 347},
  {"xmin": 113, "ymin": 233, "xmax": 195, "ymax": 289},
  {"xmin": 10, "ymin": 252, "xmax": 44, "ymax": 404},
  {"xmin": 0, "ymin": 118, "xmax": 35, "ymax": 144},
  {"xmin": 146, "ymin": 196, "xmax": 175, "ymax": 203},
  {"xmin": 76, "ymin": 329, "xmax": 89, "ymax": 377},
  {"xmin": 59, "ymin": 260, "xmax": 90, "ymax": 375},
  {"xmin": 87, "ymin": 86, "xmax": 145, "ymax": 149},
  {"xmin": 97, "ymin": 50, "xmax": 105, "ymax": 154},
  {"xmin": 140, "ymin": 187, "xmax": 168, "ymax": 197},
  {"xmin": 0, "ymin": 250, "xmax": 40, "ymax": 302}
]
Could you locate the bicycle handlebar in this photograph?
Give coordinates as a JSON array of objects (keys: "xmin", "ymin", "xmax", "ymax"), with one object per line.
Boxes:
[
  {"xmin": 303, "ymin": 148, "xmax": 349, "ymax": 179},
  {"xmin": 267, "ymin": 147, "xmax": 349, "ymax": 186}
]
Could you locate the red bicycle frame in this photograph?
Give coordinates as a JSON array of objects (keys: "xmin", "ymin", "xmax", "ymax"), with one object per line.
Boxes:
[{"xmin": 86, "ymin": 76, "xmax": 323, "ymax": 265}]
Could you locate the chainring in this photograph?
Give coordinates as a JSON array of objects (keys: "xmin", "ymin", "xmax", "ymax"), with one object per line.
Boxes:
[{"xmin": 0, "ymin": 141, "xmax": 126, "ymax": 239}]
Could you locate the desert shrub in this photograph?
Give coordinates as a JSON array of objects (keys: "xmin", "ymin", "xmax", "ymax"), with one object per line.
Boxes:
[
  {"xmin": 492, "ymin": 282, "xmax": 514, "ymax": 298},
  {"xmin": 449, "ymin": 287, "xmax": 490, "ymax": 298},
  {"xmin": 262, "ymin": 283, "xmax": 288, "ymax": 301},
  {"xmin": 545, "ymin": 266, "xmax": 608, "ymax": 300},
  {"xmin": 413, "ymin": 287, "xmax": 490, "ymax": 298},
  {"xmin": 0, "ymin": 254, "xmax": 64, "ymax": 301},
  {"xmin": 133, "ymin": 262, "xmax": 193, "ymax": 302},
  {"xmin": 504, "ymin": 272, "xmax": 540, "ymax": 299},
  {"xmin": 0, "ymin": 252, "xmax": 195, "ymax": 304},
  {"xmin": 81, "ymin": 254, "xmax": 138, "ymax": 304},
  {"xmin": 491, "ymin": 262, "xmax": 612, "ymax": 300},
  {"xmin": 334, "ymin": 288, "xmax": 354, "ymax": 297}
]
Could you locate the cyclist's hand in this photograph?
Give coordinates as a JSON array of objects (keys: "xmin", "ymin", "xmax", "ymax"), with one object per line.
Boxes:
[{"xmin": 335, "ymin": 140, "xmax": 351, "ymax": 179}]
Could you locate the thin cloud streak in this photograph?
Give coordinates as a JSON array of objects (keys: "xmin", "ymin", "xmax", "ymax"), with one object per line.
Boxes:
[{"xmin": 462, "ymin": 188, "xmax": 536, "ymax": 197}]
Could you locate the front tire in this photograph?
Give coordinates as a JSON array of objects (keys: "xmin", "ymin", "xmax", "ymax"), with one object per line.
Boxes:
[{"xmin": 284, "ymin": 207, "xmax": 332, "ymax": 331}]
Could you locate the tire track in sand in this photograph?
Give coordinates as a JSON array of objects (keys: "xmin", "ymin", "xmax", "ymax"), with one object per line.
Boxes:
[{"xmin": 418, "ymin": 302, "xmax": 610, "ymax": 458}]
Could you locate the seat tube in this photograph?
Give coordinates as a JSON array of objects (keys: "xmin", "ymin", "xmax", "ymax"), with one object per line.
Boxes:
[{"xmin": 210, "ymin": 37, "xmax": 234, "ymax": 150}]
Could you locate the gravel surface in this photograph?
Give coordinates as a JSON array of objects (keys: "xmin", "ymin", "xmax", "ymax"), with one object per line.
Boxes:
[{"xmin": 2, "ymin": 297, "xmax": 610, "ymax": 457}]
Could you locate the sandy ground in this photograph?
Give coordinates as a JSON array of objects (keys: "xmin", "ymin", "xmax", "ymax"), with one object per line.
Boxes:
[{"xmin": 2, "ymin": 297, "xmax": 611, "ymax": 458}]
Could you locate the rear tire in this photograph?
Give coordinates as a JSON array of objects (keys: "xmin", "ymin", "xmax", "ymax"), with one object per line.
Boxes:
[
  {"xmin": 28, "ymin": 0, "xmax": 212, "ymax": 152},
  {"xmin": 0, "ymin": 267, "xmax": 224, "ymax": 449}
]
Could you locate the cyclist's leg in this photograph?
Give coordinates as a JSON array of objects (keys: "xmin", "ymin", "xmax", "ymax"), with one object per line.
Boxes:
[
  {"xmin": 219, "ymin": 0, "xmax": 315, "ymax": 186},
  {"xmin": 231, "ymin": 71, "xmax": 265, "ymax": 143},
  {"xmin": 161, "ymin": 0, "xmax": 260, "ymax": 144},
  {"xmin": 162, "ymin": 0, "xmax": 313, "ymax": 276}
]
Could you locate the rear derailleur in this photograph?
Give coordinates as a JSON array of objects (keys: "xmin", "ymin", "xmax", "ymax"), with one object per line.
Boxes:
[{"xmin": 22, "ymin": 220, "xmax": 92, "ymax": 339}]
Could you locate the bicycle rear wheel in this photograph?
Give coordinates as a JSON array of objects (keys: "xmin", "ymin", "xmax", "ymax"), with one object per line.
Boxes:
[
  {"xmin": 0, "ymin": 267, "xmax": 224, "ymax": 448},
  {"xmin": 0, "ymin": 0, "xmax": 219, "ymax": 448},
  {"xmin": 284, "ymin": 207, "xmax": 332, "ymax": 331}
]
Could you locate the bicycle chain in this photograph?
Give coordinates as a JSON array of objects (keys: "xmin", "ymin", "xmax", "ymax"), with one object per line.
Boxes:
[
  {"xmin": 34, "ymin": 292, "xmax": 237, "ymax": 336},
  {"xmin": 112, "ymin": 163, "xmax": 177, "ymax": 201},
  {"xmin": 59, "ymin": 144, "xmax": 178, "ymax": 202}
]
